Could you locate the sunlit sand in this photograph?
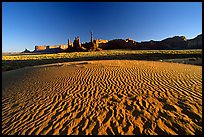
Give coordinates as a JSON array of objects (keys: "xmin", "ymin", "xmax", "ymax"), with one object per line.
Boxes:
[{"xmin": 2, "ymin": 60, "xmax": 202, "ymax": 135}]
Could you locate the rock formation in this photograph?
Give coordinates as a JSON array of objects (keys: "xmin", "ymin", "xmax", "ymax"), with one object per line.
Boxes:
[
  {"xmin": 34, "ymin": 45, "xmax": 67, "ymax": 53},
  {"xmin": 101, "ymin": 38, "xmax": 137, "ymax": 50},
  {"xmin": 81, "ymin": 32, "xmax": 101, "ymax": 51},
  {"xmin": 65, "ymin": 32, "xmax": 101, "ymax": 52},
  {"xmin": 187, "ymin": 34, "xmax": 202, "ymax": 49},
  {"xmin": 160, "ymin": 36, "xmax": 187, "ymax": 49},
  {"xmin": 90, "ymin": 31, "xmax": 93, "ymax": 42},
  {"xmin": 68, "ymin": 38, "xmax": 73, "ymax": 48},
  {"xmin": 35, "ymin": 45, "xmax": 47, "ymax": 51},
  {"xmin": 136, "ymin": 36, "xmax": 187, "ymax": 50},
  {"xmin": 99, "ymin": 34, "xmax": 201, "ymax": 50},
  {"xmin": 21, "ymin": 48, "xmax": 31, "ymax": 53},
  {"xmin": 71, "ymin": 36, "xmax": 87, "ymax": 51},
  {"xmin": 30, "ymin": 33, "xmax": 201, "ymax": 54}
]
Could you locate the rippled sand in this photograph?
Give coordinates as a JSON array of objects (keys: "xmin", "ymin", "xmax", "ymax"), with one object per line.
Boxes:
[{"xmin": 2, "ymin": 60, "xmax": 202, "ymax": 135}]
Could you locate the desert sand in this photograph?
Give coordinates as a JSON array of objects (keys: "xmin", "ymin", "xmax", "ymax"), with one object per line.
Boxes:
[{"xmin": 2, "ymin": 60, "xmax": 202, "ymax": 135}]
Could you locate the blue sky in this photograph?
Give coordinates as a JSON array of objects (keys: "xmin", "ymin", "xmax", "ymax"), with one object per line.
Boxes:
[{"xmin": 2, "ymin": 2, "xmax": 202, "ymax": 52}]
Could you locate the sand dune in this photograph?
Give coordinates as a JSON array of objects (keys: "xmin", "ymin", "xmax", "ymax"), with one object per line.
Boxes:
[{"xmin": 2, "ymin": 60, "xmax": 202, "ymax": 135}]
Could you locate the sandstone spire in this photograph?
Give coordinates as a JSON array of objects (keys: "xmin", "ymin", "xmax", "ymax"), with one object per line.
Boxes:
[{"xmin": 90, "ymin": 31, "xmax": 93, "ymax": 42}]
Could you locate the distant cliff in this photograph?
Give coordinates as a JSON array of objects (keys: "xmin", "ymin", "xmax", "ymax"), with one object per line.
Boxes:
[
  {"xmin": 160, "ymin": 36, "xmax": 187, "ymax": 49},
  {"xmin": 101, "ymin": 34, "xmax": 202, "ymax": 50},
  {"xmin": 187, "ymin": 34, "xmax": 202, "ymax": 49},
  {"xmin": 21, "ymin": 48, "xmax": 31, "ymax": 53},
  {"xmin": 101, "ymin": 38, "xmax": 137, "ymax": 50}
]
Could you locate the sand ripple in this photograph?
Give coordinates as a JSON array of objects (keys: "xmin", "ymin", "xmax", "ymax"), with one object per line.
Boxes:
[{"xmin": 2, "ymin": 60, "xmax": 202, "ymax": 135}]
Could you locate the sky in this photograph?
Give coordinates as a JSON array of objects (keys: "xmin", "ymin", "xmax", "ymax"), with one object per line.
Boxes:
[{"xmin": 2, "ymin": 2, "xmax": 202, "ymax": 52}]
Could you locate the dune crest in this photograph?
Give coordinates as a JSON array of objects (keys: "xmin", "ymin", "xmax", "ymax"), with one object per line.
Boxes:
[{"xmin": 2, "ymin": 60, "xmax": 202, "ymax": 135}]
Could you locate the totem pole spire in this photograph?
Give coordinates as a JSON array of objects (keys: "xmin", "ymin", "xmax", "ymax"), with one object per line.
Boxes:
[{"xmin": 90, "ymin": 31, "xmax": 93, "ymax": 42}]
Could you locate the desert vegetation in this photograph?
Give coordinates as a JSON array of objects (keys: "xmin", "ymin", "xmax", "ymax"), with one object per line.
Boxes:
[{"xmin": 2, "ymin": 49, "xmax": 202, "ymax": 71}]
